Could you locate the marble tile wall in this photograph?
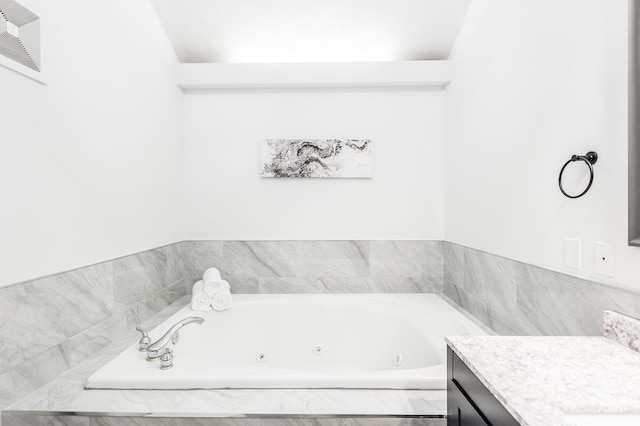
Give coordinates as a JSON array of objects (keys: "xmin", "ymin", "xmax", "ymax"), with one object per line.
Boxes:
[
  {"xmin": 8, "ymin": 239, "xmax": 640, "ymax": 424},
  {"xmin": 181, "ymin": 241, "xmax": 443, "ymax": 294},
  {"xmin": 2, "ymin": 414, "xmax": 445, "ymax": 426},
  {"xmin": 443, "ymin": 242, "xmax": 640, "ymax": 336},
  {"xmin": 0, "ymin": 244, "xmax": 187, "ymax": 416},
  {"xmin": 0, "ymin": 240, "xmax": 442, "ymax": 420}
]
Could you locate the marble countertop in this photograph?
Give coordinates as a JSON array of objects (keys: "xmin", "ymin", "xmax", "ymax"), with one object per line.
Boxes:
[
  {"xmin": 5, "ymin": 296, "xmax": 444, "ymax": 418},
  {"xmin": 446, "ymin": 335, "xmax": 640, "ymax": 426}
]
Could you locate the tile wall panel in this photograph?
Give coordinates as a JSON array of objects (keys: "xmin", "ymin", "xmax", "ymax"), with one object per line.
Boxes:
[{"xmin": 443, "ymin": 242, "xmax": 640, "ymax": 336}]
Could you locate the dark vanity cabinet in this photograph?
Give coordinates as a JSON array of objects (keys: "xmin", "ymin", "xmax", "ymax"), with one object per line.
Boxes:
[{"xmin": 447, "ymin": 347, "xmax": 519, "ymax": 426}]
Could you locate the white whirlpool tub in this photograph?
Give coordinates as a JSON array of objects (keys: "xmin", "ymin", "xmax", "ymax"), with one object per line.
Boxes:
[{"xmin": 86, "ymin": 294, "xmax": 486, "ymax": 390}]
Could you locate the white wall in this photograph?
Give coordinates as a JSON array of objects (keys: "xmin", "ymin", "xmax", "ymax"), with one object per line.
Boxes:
[
  {"xmin": 0, "ymin": 0, "xmax": 183, "ymax": 287},
  {"xmin": 445, "ymin": 0, "xmax": 640, "ymax": 291},
  {"xmin": 183, "ymin": 88, "xmax": 445, "ymax": 240}
]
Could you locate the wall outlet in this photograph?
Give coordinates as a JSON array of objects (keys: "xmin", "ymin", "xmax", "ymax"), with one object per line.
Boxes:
[
  {"xmin": 565, "ymin": 238, "xmax": 582, "ymax": 269},
  {"xmin": 595, "ymin": 242, "xmax": 615, "ymax": 277}
]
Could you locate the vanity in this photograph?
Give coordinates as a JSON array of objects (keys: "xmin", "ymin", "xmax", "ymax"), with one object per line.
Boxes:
[
  {"xmin": 445, "ymin": 311, "xmax": 640, "ymax": 426},
  {"xmin": 447, "ymin": 347, "xmax": 518, "ymax": 425}
]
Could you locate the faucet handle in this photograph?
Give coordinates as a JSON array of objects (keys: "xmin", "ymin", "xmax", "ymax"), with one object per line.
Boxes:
[
  {"xmin": 160, "ymin": 348, "xmax": 174, "ymax": 370},
  {"xmin": 136, "ymin": 326, "xmax": 151, "ymax": 352}
]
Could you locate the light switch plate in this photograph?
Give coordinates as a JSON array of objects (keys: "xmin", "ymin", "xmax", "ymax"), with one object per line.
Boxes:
[
  {"xmin": 595, "ymin": 242, "xmax": 615, "ymax": 277},
  {"xmin": 565, "ymin": 238, "xmax": 582, "ymax": 269}
]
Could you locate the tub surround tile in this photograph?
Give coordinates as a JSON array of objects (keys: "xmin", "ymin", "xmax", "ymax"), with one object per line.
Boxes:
[
  {"xmin": 0, "ymin": 343, "xmax": 69, "ymax": 412},
  {"xmin": 0, "ymin": 243, "xmax": 185, "ymax": 416},
  {"xmin": 442, "ymin": 243, "xmax": 464, "ymax": 291},
  {"xmin": 255, "ymin": 277, "xmax": 332, "ymax": 294},
  {"xmin": 167, "ymin": 244, "xmax": 187, "ymax": 286},
  {"xmin": 223, "ymin": 242, "xmax": 297, "ymax": 278},
  {"xmin": 182, "ymin": 240, "xmax": 443, "ymax": 295},
  {"xmin": 223, "ymin": 278, "xmax": 262, "ymax": 294},
  {"xmin": 260, "ymin": 419, "xmax": 444, "ymax": 426},
  {"xmin": 180, "ymin": 241, "xmax": 224, "ymax": 279},
  {"xmin": 9, "ymin": 239, "xmax": 640, "ymax": 425},
  {"xmin": 0, "ymin": 262, "xmax": 114, "ymax": 374},
  {"xmin": 0, "ymin": 278, "xmax": 68, "ymax": 374},
  {"xmin": 441, "ymin": 280, "xmax": 462, "ymax": 306},
  {"xmin": 2, "ymin": 414, "xmax": 90, "ymax": 426},
  {"xmin": 369, "ymin": 241, "xmax": 442, "ymax": 280},
  {"xmin": 68, "ymin": 305, "xmax": 141, "ymax": 368},
  {"xmin": 603, "ymin": 310, "xmax": 640, "ymax": 353},
  {"xmin": 134, "ymin": 279, "xmax": 189, "ymax": 323},
  {"xmin": 296, "ymin": 241, "xmax": 369, "ymax": 260},
  {"xmin": 437, "ymin": 294, "xmax": 497, "ymax": 335},
  {"xmin": 6, "ymin": 297, "xmax": 447, "ymax": 421},
  {"xmin": 113, "ymin": 246, "xmax": 183, "ymax": 309},
  {"xmin": 463, "ymin": 249, "xmax": 521, "ymax": 335},
  {"xmin": 296, "ymin": 259, "xmax": 369, "ymax": 278},
  {"xmin": 447, "ymin": 335, "xmax": 640, "ymax": 426},
  {"xmin": 233, "ymin": 277, "xmax": 439, "ymax": 294},
  {"xmin": 463, "ymin": 249, "xmax": 520, "ymax": 309},
  {"xmin": 2, "ymin": 416, "xmax": 443, "ymax": 426},
  {"xmin": 516, "ymin": 265, "xmax": 636, "ymax": 336},
  {"xmin": 69, "ymin": 281, "xmax": 192, "ymax": 367},
  {"xmin": 443, "ymin": 242, "xmax": 640, "ymax": 337},
  {"xmin": 53, "ymin": 263, "xmax": 115, "ymax": 333},
  {"xmin": 91, "ymin": 418, "xmax": 259, "ymax": 426},
  {"xmin": 1, "ymin": 239, "xmax": 441, "ymax": 419},
  {"xmin": 113, "ymin": 252, "xmax": 165, "ymax": 306},
  {"xmin": 365, "ymin": 277, "xmax": 435, "ymax": 293}
]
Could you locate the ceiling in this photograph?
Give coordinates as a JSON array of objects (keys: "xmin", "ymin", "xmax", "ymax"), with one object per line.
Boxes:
[{"xmin": 150, "ymin": 0, "xmax": 472, "ymax": 63}]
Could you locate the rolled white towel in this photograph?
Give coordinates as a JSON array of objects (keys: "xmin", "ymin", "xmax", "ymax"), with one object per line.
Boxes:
[
  {"xmin": 202, "ymin": 267, "xmax": 222, "ymax": 283},
  {"xmin": 203, "ymin": 279, "xmax": 231, "ymax": 297},
  {"xmin": 191, "ymin": 280, "xmax": 212, "ymax": 312},
  {"xmin": 211, "ymin": 290, "xmax": 232, "ymax": 312}
]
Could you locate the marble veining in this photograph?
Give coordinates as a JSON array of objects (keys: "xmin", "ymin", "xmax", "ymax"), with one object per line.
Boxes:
[
  {"xmin": 0, "ymin": 262, "xmax": 113, "ymax": 374},
  {"xmin": 446, "ymin": 335, "xmax": 640, "ymax": 426},
  {"xmin": 0, "ymin": 243, "xmax": 187, "ymax": 416},
  {"xmin": 370, "ymin": 241, "xmax": 443, "ymax": 287},
  {"xmin": 296, "ymin": 241, "xmax": 368, "ymax": 260},
  {"xmin": 181, "ymin": 241, "xmax": 224, "ymax": 279},
  {"xmin": 2, "ymin": 415, "xmax": 445, "ymax": 426},
  {"xmin": 0, "ymin": 343, "xmax": 68, "ymax": 410},
  {"xmin": 113, "ymin": 245, "xmax": 184, "ymax": 309},
  {"xmin": 182, "ymin": 241, "xmax": 443, "ymax": 295},
  {"xmin": 0, "ymin": 240, "xmax": 443, "ymax": 422},
  {"xmin": 442, "ymin": 242, "xmax": 640, "ymax": 337},
  {"xmin": 603, "ymin": 310, "xmax": 640, "ymax": 353},
  {"xmin": 261, "ymin": 139, "xmax": 373, "ymax": 178},
  {"xmin": 4, "ymin": 297, "xmax": 446, "ymax": 424},
  {"xmin": 223, "ymin": 241, "xmax": 297, "ymax": 279},
  {"xmin": 10, "ymin": 240, "xmax": 640, "ymax": 424}
]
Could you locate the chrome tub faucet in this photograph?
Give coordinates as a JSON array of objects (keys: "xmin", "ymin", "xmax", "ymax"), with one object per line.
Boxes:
[{"xmin": 136, "ymin": 317, "xmax": 205, "ymax": 364}]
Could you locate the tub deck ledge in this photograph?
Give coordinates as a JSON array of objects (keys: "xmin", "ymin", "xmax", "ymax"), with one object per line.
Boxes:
[{"xmin": 4, "ymin": 296, "xmax": 448, "ymax": 422}]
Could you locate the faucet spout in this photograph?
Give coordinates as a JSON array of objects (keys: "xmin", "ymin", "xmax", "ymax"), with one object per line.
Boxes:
[{"xmin": 146, "ymin": 316, "xmax": 204, "ymax": 361}]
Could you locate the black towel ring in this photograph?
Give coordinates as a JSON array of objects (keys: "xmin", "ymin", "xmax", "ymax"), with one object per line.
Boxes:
[{"xmin": 558, "ymin": 151, "xmax": 598, "ymax": 199}]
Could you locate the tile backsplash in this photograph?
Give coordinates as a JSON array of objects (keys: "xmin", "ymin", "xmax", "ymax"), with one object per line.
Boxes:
[
  {"xmin": 443, "ymin": 242, "xmax": 640, "ymax": 336},
  {"xmin": 2, "ymin": 239, "xmax": 640, "ymax": 416},
  {"xmin": 0, "ymin": 240, "xmax": 442, "ymax": 414},
  {"xmin": 0, "ymin": 244, "xmax": 187, "ymax": 413},
  {"xmin": 182, "ymin": 240, "xmax": 443, "ymax": 294}
]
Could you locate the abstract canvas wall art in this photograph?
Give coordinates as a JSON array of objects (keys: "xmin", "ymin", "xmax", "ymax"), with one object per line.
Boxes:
[{"xmin": 261, "ymin": 139, "xmax": 373, "ymax": 178}]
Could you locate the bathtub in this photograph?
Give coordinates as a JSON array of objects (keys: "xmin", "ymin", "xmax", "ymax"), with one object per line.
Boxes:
[{"xmin": 86, "ymin": 294, "xmax": 486, "ymax": 390}]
